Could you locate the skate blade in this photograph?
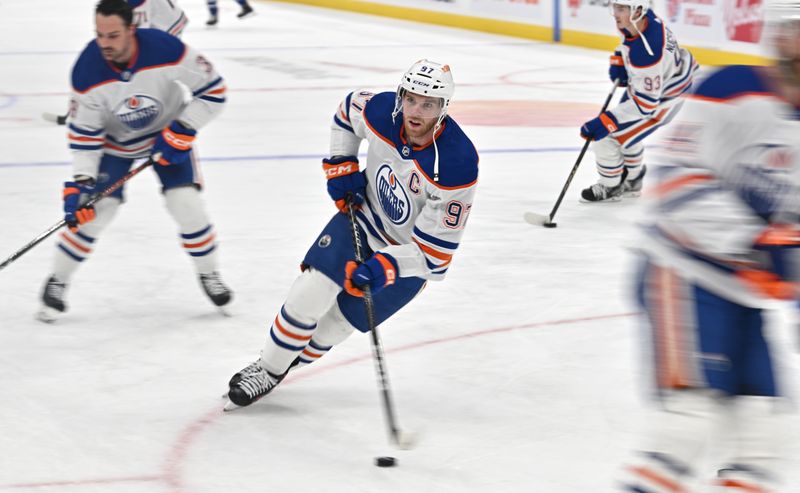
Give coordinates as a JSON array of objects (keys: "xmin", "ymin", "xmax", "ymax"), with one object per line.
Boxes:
[
  {"xmin": 216, "ymin": 306, "xmax": 232, "ymax": 317},
  {"xmin": 579, "ymin": 195, "xmax": 622, "ymax": 204},
  {"xmin": 622, "ymin": 191, "xmax": 641, "ymax": 198},
  {"xmin": 238, "ymin": 11, "xmax": 256, "ymax": 20},
  {"xmin": 223, "ymin": 399, "xmax": 241, "ymax": 412},
  {"xmin": 36, "ymin": 306, "xmax": 61, "ymax": 323}
]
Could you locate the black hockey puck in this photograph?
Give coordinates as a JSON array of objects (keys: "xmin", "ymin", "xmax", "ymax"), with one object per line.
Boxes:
[
  {"xmin": 544, "ymin": 222, "xmax": 557, "ymax": 228},
  {"xmin": 375, "ymin": 456, "xmax": 397, "ymax": 467}
]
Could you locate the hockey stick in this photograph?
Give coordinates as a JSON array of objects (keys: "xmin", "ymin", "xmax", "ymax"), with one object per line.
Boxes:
[
  {"xmin": 345, "ymin": 196, "xmax": 418, "ymax": 450},
  {"xmin": 0, "ymin": 154, "xmax": 160, "ymax": 273},
  {"xmin": 42, "ymin": 112, "xmax": 68, "ymax": 125},
  {"xmin": 524, "ymin": 79, "xmax": 620, "ymax": 228}
]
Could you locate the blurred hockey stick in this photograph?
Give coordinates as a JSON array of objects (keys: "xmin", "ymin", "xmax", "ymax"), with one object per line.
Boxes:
[
  {"xmin": 345, "ymin": 195, "xmax": 418, "ymax": 450},
  {"xmin": 42, "ymin": 112, "xmax": 68, "ymax": 125},
  {"xmin": 0, "ymin": 153, "xmax": 161, "ymax": 273},
  {"xmin": 524, "ymin": 79, "xmax": 620, "ymax": 228}
]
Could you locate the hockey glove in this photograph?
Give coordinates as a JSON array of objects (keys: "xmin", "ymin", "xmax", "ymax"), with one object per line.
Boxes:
[
  {"xmin": 63, "ymin": 179, "xmax": 96, "ymax": 232},
  {"xmin": 344, "ymin": 253, "xmax": 399, "ymax": 297},
  {"xmin": 609, "ymin": 51, "xmax": 628, "ymax": 87},
  {"xmin": 323, "ymin": 155, "xmax": 366, "ymax": 212},
  {"xmin": 581, "ymin": 112, "xmax": 619, "ymax": 141},
  {"xmin": 151, "ymin": 121, "xmax": 196, "ymax": 166}
]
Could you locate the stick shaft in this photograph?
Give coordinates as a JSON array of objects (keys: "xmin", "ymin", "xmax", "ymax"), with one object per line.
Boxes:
[
  {"xmin": 544, "ymin": 80, "xmax": 620, "ymax": 224},
  {"xmin": 0, "ymin": 158, "xmax": 155, "ymax": 272}
]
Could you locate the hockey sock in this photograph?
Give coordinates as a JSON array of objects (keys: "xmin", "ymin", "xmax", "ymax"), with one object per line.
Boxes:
[
  {"xmin": 295, "ymin": 304, "xmax": 355, "ymax": 368},
  {"xmin": 617, "ymin": 390, "xmax": 720, "ymax": 492},
  {"xmin": 713, "ymin": 396, "xmax": 785, "ymax": 492},
  {"xmin": 260, "ymin": 269, "xmax": 340, "ymax": 374},
  {"xmin": 623, "ymin": 147, "xmax": 644, "ymax": 180},
  {"xmin": 53, "ymin": 197, "xmax": 120, "ymax": 282},
  {"xmin": 164, "ymin": 186, "xmax": 219, "ymax": 273}
]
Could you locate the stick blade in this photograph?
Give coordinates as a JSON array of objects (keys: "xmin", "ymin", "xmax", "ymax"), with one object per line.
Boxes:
[
  {"xmin": 523, "ymin": 212, "xmax": 554, "ymax": 227},
  {"xmin": 392, "ymin": 431, "xmax": 420, "ymax": 450},
  {"xmin": 42, "ymin": 112, "xmax": 67, "ymax": 125}
]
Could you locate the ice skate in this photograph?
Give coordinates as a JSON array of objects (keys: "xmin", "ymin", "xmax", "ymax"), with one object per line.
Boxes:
[
  {"xmin": 37, "ymin": 275, "xmax": 68, "ymax": 323},
  {"xmin": 580, "ymin": 181, "xmax": 623, "ymax": 203},
  {"xmin": 199, "ymin": 271, "xmax": 232, "ymax": 308},
  {"xmin": 224, "ymin": 360, "xmax": 288, "ymax": 411},
  {"xmin": 622, "ymin": 165, "xmax": 647, "ymax": 197},
  {"xmin": 206, "ymin": 14, "xmax": 218, "ymax": 26},
  {"xmin": 237, "ymin": 3, "xmax": 254, "ymax": 19}
]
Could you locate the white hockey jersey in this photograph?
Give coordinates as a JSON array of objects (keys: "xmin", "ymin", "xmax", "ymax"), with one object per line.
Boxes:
[
  {"xmin": 641, "ymin": 65, "xmax": 800, "ymax": 307},
  {"xmin": 612, "ymin": 10, "xmax": 698, "ymax": 126},
  {"xmin": 67, "ymin": 29, "xmax": 226, "ymax": 179},
  {"xmin": 331, "ymin": 91, "xmax": 479, "ymax": 281},
  {"xmin": 129, "ymin": 0, "xmax": 188, "ymax": 37}
]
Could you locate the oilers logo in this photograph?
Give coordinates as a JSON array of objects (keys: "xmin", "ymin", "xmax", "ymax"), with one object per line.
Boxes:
[
  {"xmin": 376, "ymin": 164, "xmax": 411, "ymax": 225},
  {"xmin": 114, "ymin": 95, "xmax": 162, "ymax": 130}
]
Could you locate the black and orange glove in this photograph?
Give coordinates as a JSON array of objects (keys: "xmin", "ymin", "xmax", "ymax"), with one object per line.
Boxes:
[
  {"xmin": 151, "ymin": 121, "xmax": 196, "ymax": 166},
  {"xmin": 63, "ymin": 179, "xmax": 96, "ymax": 232},
  {"xmin": 344, "ymin": 252, "xmax": 399, "ymax": 297},
  {"xmin": 323, "ymin": 155, "xmax": 366, "ymax": 212}
]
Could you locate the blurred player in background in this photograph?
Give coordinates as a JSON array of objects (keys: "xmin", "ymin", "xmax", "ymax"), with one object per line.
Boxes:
[
  {"xmin": 38, "ymin": 0, "xmax": 232, "ymax": 322},
  {"xmin": 43, "ymin": 0, "xmax": 189, "ymax": 126},
  {"xmin": 130, "ymin": 0, "xmax": 188, "ymax": 37},
  {"xmin": 578, "ymin": 0, "xmax": 697, "ymax": 202},
  {"xmin": 225, "ymin": 60, "xmax": 478, "ymax": 409},
  {"xmin": 616, "ymin": 2, "xmax": 800, "ymax": 490},
  {"xmin": 205, "ymin": 0, "xmax": 254, "ymax": 26}
]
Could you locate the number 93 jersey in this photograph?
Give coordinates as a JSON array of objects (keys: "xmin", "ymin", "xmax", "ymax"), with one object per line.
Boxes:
[{"xmin": 332, "ymin": 90, "xmax": 479, "ymax": 281}]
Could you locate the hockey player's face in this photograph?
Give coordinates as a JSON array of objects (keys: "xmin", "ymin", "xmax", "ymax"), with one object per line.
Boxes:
[
  {"xmin": 402, "ymin": 92, "xmax": 442, "ymax": 144},
  {"xmin": 95, "ymin": 14, "xmax": 135, "ymax": 64},
  {"xmin": 611, "ymin": 5, "xmax": 635, "ymax": 30}
]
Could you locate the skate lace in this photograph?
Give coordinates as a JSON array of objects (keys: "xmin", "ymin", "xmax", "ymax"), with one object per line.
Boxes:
[
  {"xmin": 201, "ymin": 272, "xmax": 228, "ymax": 296},
  {"xmin": 590, "ymin": 183, "xmax": 611, "ymax": 198},
  {"xmin": 239, "ymin": 369, "xmax": 277, "ymax": 398},
  {"xmin": 45, "ymin": 279, "xmax": 66, "ymax": 300}
]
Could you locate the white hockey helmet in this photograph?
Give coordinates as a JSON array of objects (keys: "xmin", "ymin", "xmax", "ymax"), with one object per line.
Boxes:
[
  {"xmin": 393, "ymin": 59, "xmax": 455, "ymax": 124},
  {"xmin": 609, "ymin": 0, "xmax": 651, "ymax": 22},
  {"xmin": 610, "ymin": 0, "xmax": 654, "ymax": 55}
]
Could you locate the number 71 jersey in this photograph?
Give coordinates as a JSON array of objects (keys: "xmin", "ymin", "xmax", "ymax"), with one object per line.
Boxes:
[{"xmin": 335, "ymin": 90, "xmax": 479, "ymax": 281}]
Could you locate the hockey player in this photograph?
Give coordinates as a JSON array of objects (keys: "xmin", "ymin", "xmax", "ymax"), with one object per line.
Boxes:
[
  {"xmin": 578, "ymin": 0, "xmax": 697, "ymax": 202},
  {"xmin": 616, "ymin": 2, "xmax": 800, "ymax": 491},
  {"xmin": 37, "ymin": 0, "xmax": 231, "ymax": 322},
  {"xmin": 129, "ymin": 0, "xmax": 188, "ymax": 37},
  {"xmin": 205, "ymin": 0, "xmax": 254, "ymax": 26},
  {"xmin": 43, "ymin": 0, "xmax": 189, "ymax": 126},
  {"xmin": 225, "ymin": 60, "xmax": 478, "ymax": 409}
]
